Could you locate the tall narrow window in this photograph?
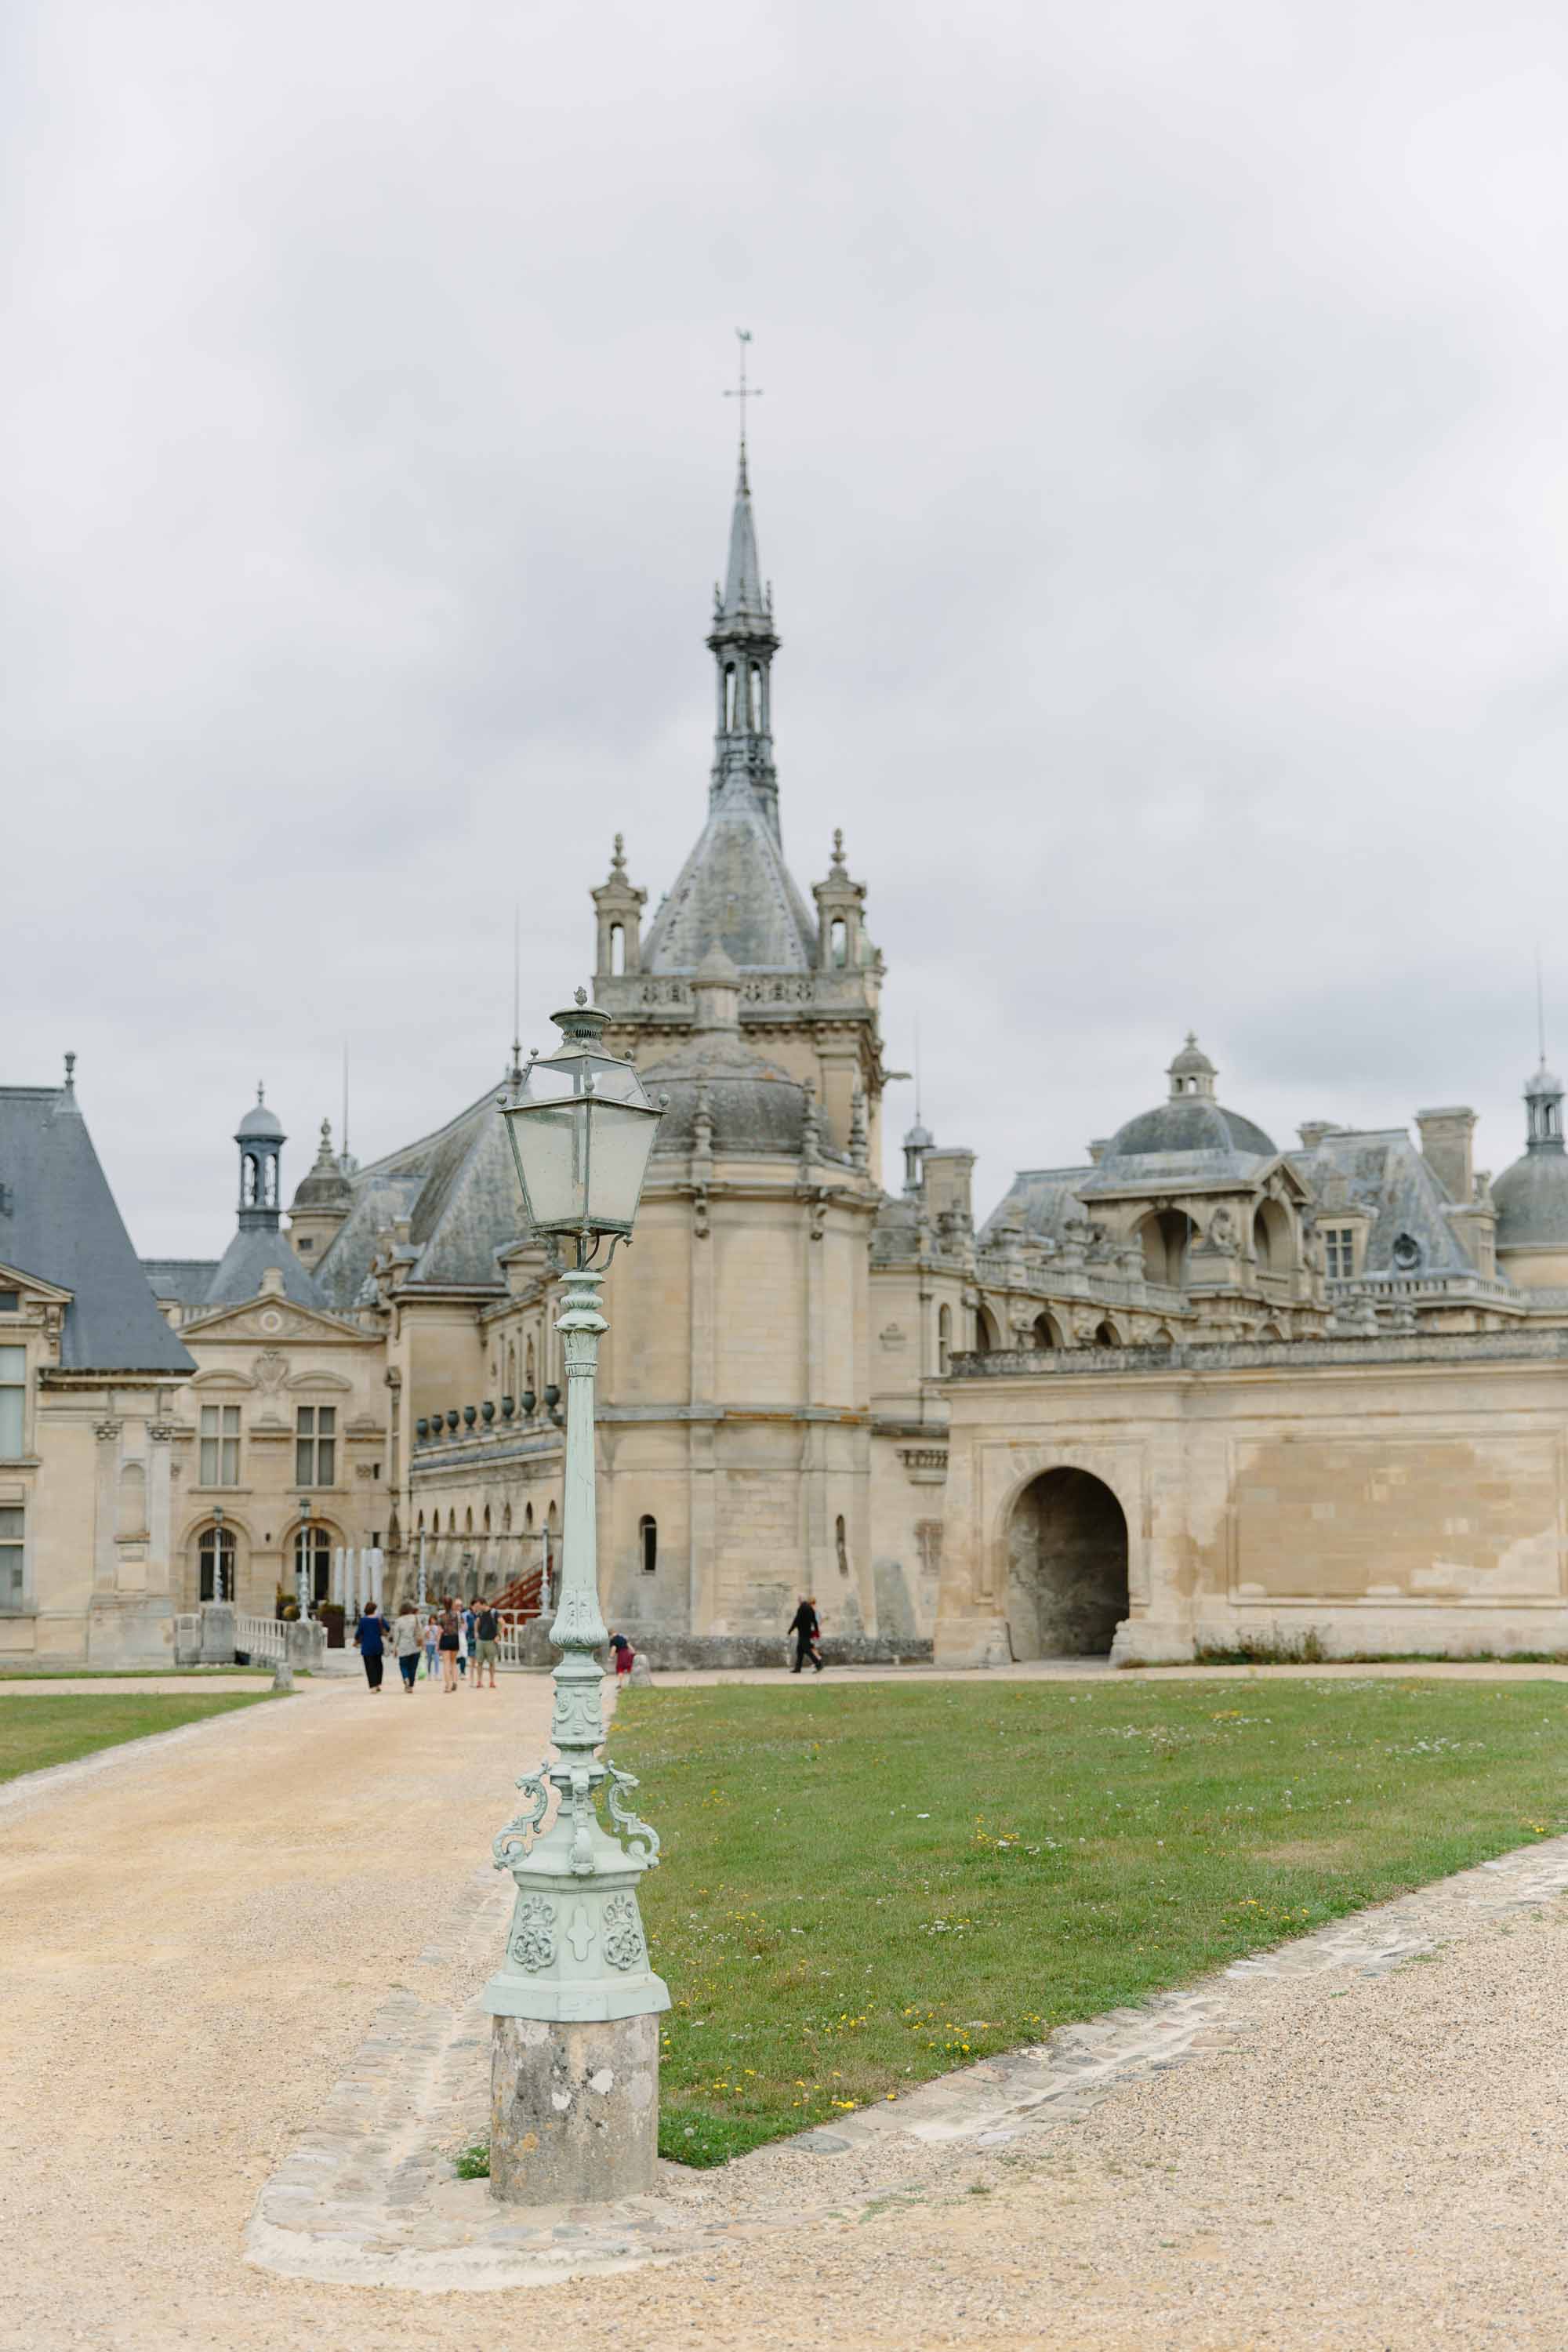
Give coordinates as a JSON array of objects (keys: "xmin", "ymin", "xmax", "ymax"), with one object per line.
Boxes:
[
  {"xmin": 296, "ymin": 1405, "xmax": 336, "ymax": 1486},
  {"xmin": 610, "ymin": 923, "xmax": 626, "ymax": 975},
  {"xmin": 937, "ymin": 1305, "xmax": 952, "ymax": 1376},
  {"xmin": 1323, "ymin": 1229, "xmax": 1355, "ymax": 1279},
  {"xmin": 725, "ymin": 666, "xmax": 737, "ymax": 728},
  {"xmin": 830, "ymin": 918, "xmax": 848, "ymax": 966},
  {"xmin": 200, "ymin": 1404, "xmax": 240, "ymax": 1486},
  {"xmin": 750, "ymin": 663, "xmax": 764, "ymax": 726},
  {"xmin": 198, "ymin": 1523, "xmax": 235, "ymax": 1602},
  {"xmin": 0, "ymin": 1347, "xmax": 24, "ymax": 1460},
  {"xmin": 836, "ymin": 1515, "xmax": 849, "ymax": 1577},
  {"xmin": 639, "ymin": 1514, "xmax": 657, "ymax": 1574},
  {"xmin": 0, "ymin": 1506, "xmax": 23, "ymax": 1610},
  {"xmin": 294, "ymin": 1522, "xmax": 332, "ymax": 1603}
]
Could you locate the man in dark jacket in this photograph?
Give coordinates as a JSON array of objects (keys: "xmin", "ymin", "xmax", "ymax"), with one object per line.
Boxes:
[
  {"xmin": 788, "ymin": 1596, "xmax": 822, "ymax": 1674},
  {"xmin": 354, "ymin": 1602, "xmax": 390, "ymax": 1692}
]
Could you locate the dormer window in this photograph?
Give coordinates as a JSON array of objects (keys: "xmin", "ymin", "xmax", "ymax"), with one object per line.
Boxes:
[
  {"xmin": 1392, "ymin": 1232, "xmax": 1422, "ymax": 1272},
  {"xmin": 1323, "ymin": 1229, "xmax": 1356, "ymax": 1279}
]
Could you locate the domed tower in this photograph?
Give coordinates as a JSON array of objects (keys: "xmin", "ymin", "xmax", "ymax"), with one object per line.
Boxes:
[
  {"xmin": 1493, "ymin": 1062, "xmax": 1568, "ymax": 1288},
  {"xmin": 288, "ymin": 1119, "xmax": 354, "ymax": 1265},
  {"xmin": 204, "ymin": 1087, "xmax": 326, "ymax": 1309},
  {"xmin": 236, "ymin": 1087, "xmax": 284, "ymax": 1225},
  {"xmin": 592, "ymin": 943, "xmax": 883, "ymax": 1650}
]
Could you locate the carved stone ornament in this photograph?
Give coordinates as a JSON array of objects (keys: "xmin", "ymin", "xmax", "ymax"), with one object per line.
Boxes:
[
  {"xmin": 254, "ymin": 1351, "xmax": 288, "ymax": 1393},
  {"xmin": 508, "ymin": 1895, "xmax": 558, "ymax": 1973},
  {"xmin": 602, "ymin": 1893, "xmax": 644, "ymax": 1972}
]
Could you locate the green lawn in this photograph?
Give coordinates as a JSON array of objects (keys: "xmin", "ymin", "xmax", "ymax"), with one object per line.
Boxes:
[
  {"xmin": 0, "ymin": 1691, "xmax": 278, "ymax": 1785},
  {"xmin": 611, "ymin": 1678, "xmax": 1568, "ymax": 2165}
]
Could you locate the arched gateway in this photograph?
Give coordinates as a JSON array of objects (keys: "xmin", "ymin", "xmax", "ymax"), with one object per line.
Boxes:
[{"xmin": 1006, "ymin": 1468, "xmax": 1129, "ymax": 1657}]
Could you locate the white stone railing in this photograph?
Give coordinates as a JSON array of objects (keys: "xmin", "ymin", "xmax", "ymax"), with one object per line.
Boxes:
[{"xmin": 234, "ymin": 1612, "xmax": 286, "ymax": 1665}]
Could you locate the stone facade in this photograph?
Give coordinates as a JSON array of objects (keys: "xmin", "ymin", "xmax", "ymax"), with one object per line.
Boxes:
[{"xmin": 18, "ymin": 442, "xmax": 1568, "ymax": 1668}]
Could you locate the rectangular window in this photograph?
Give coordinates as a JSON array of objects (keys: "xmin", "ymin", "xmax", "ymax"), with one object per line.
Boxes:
[
  {"xmin": 199, "ymin": 1404, "xmax": 240, "ymax": 1486},
  {"xmin": 1323, "ymin": 1230, "xmax": 1355, "ymax": 1280},
  {"xmin": 0, "ymin": 1290, "xmax": 19, "ymax": 1312},
  {"xmin": 0, "ymin": 1505, "xmax": 23, "ymax": 1610},
  {"xmin": 296, "ymin": 1405, "xmax": 336, "ymax": 1486},
  {"xmin": 0, "ymin": 1346, "xmax": 24, "ymax": 1460}
]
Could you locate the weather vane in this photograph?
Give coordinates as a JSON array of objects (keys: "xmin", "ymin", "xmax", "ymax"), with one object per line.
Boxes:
[{"xmin": 723, "ymin": 328, "xmax": 763, "ymax": 459}]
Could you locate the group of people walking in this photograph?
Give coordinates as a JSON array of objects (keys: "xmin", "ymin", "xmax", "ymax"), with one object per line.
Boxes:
[{"xmin": 352, "ymin": 1599, "xmax": 502, "ymax": 1693}]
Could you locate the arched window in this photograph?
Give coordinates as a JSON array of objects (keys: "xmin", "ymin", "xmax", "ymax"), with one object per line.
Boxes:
[
  {"xmin": 975, "ymin": 1305, "xmax": 1000, "ymax": 1352},
  {"xmin": 750, "ymin": 663, "xmax": 764, "ymax": 726},
  {"xmin": 835, "ymin": 1514, "xmax": 848, "ymax": 1577},
  {"xmin": 242, "ymin": 1154, "xmax": 259, "ymax": 1206},
  {"xmin": 416, "ymin": 1512, "xmax": 423, "ymax": 1535},
  {"xmin": 639, "ymin": 1513, "xmax": 657, "ymax": 1574},
  {"xmin": 525, "ymin": 1341, "xmax": 536, "ymax": 1392},
  {"xmin": 503, "ymin": 1503, "xmax": 512, "ymax": 1536},
  {"xmin": 547, "ymin": 1500, "xmax": 558, "ymax": 1531},
  {"xmin": 610, "ymin": 923, "xmax": 625, "ymax": 976},
  {"xmin": 1093, "ymin": 1319, "xmax": 1121, "ymax": 1347},
  {"xmin": 1252, "ymin": 1198, "xmax": 1293, "ymax": 1272},
  {"xmin": 1141, "ymin": 1210, "xmax": 1196, "ymax": 1287},
  {"xmin": 465, "ymin": 1507, "xmax": 473, "ymax": 1534},
  {"xmin": 506, "ymin": 1343, "xmax": 516, "ymax": 1396},
  {"xmin": 483, "ymin": 1504, "xmax": 491, "ymax": 1534},
  {"xmin": 524, "ymin": 1501, "xmax": 535, "ymax": 1531},
  {"xmin": 198, "ymin": 1523, "xmax": 235, "ymax": 1602},
  {"xmin": 937, "ymin": 1304, "xmax": 952, "ymax": 1376},
  {"xmin": 830, "ymin": 917, "xmax": 848, "ymax": 967},
  {"xmin": 294, "ymin": 1522, "xmax": 332, "ymax": 1605},
  {"xmin": 724, "ymin": 666, "xmax": 737, "ymax": 728},
  {"xmin": 1033, "ymin": 1311, "xmax": 1064, "ymax": 1349}
]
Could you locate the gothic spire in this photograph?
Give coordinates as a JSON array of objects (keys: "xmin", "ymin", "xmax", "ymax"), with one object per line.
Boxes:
[{"xmin": 706, "ymin": 376, "xmax": 781, "ymax": 838}]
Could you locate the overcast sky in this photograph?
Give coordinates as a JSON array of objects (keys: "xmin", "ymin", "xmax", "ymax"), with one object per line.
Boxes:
[{"xmin": 9, "ymin": 1, "xmax": 1568, "ymax": 1255}]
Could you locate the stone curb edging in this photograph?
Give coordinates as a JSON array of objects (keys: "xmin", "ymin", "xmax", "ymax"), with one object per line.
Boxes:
[{"xmin": 243, "ymin": 1827, "xmax": 1568, "ymax": 2296}]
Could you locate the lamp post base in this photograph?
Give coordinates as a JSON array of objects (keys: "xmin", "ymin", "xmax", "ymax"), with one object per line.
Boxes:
[{"xmin": 489, "ymin": 2012, "xmax": 659, "ymax": 2205}]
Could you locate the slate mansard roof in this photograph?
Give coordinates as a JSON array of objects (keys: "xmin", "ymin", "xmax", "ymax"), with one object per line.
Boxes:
[
  {"xmin": 0, "ymin": 1082, "xmax": 194, "ymax": 1374},
  {"xmin": 1287, "ymin": 1127, "xmax": 1476, "ymax": 1276},
  {"xmin": 311, "ymin": 1074, "xmax": 525, "ymax": 1311}
]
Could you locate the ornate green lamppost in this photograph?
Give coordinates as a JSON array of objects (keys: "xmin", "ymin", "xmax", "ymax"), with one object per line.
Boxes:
[{"xmin": 485, "ymin": 989, "xmax": 669, "ymax": 2205}]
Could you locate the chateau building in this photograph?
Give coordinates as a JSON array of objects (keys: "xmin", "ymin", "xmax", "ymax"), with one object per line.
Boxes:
[{"xmin": 12, "ymin": 439, "xmax": 1568, "ymax": 1667}]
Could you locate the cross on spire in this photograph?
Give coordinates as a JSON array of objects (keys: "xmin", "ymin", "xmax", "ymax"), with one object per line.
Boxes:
[{"xmin": 723, "ymin": 328, "xmax": 763, "ymax": 472}]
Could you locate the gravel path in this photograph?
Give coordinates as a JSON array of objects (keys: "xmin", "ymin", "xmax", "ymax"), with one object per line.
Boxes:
[{"xmin": 5, "ymin": 1671, "xmax": 1568, "ymax": 2350}]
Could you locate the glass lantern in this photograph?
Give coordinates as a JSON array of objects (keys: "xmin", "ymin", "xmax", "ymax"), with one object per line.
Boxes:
[{"xmin": 499, "ymin": 991, "xmax": 664, "ymax": 1261}]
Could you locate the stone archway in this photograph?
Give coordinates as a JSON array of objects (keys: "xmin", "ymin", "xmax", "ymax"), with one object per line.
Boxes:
[{"xmin": 1006, "ymin": 1468, "xmax": 1129, "ymax": 1657}]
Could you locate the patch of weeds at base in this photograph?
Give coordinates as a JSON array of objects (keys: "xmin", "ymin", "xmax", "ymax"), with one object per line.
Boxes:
[
  {"xmin": 453, "ymin": 2142, "xmax": 490, "ymax": 2180},
  {"xmin": 658, "ymin": 2103, "xmax": 780, "ymax": 2168}
]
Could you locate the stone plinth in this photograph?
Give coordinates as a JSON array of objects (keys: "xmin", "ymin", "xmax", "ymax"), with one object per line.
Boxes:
[
  {"xmin": 490, "ymin": 2013, "xmax": 659, "ymax": 2205},
  {"xmin": 198, "ymin": 1600, "xmax": 236, "ymax": 1664}
]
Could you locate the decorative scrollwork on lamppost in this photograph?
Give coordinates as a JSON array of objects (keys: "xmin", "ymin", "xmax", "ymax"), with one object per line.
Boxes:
[{"xmin": 483, "ymin": 989, "xmax": 670, "ymax": 2206}]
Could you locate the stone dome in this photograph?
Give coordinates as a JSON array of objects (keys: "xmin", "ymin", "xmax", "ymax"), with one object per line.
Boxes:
[
  {"xmin": 1099, "ymin": 1034, "xmax": 1275, "ymax": 1163},
  {"xmin": 237, "ymin": 1086, "xmax": 284, "ymax": 1141},
  {"xmin": 289, "ymin": 1120, "xmax": 352, "ymax": 1212},
  {"xmin": 637, "ymin": 944, "xmax": 843, "ymax": 1162},
  {"xmin": 1493, "ymin": 1152, "xmax": 1568, "ymax": 1248},
  {"xmin": 1105, "ymin": 1098, "xmax": 1276, "ymax": 1160}
]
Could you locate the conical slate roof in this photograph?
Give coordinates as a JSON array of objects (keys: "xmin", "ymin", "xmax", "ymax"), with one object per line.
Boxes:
[
  {"xmin": 642, "ymin": 774, "xmax": 818, "ymax": 973},
  {"xmin": 0, "ymin": 1078, "xmax": 194, "ymax": 1372},
  {"xmin": 203, "ymin": 1225, "xmax": 326, "ymax": 1310}
]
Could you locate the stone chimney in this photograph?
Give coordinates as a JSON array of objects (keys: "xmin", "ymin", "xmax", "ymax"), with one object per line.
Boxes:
[
  {"xmin": 1297, "ymin": 1120, "xmax": 1343, "ymax": 1152},
  {"xmin": 1415, "ymin": 1106, "xmax": 1475, "ymax": 1205},
  {"xmin": 922, "ymin": 1148, "xmax": 975, "ymax": 1229}
]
